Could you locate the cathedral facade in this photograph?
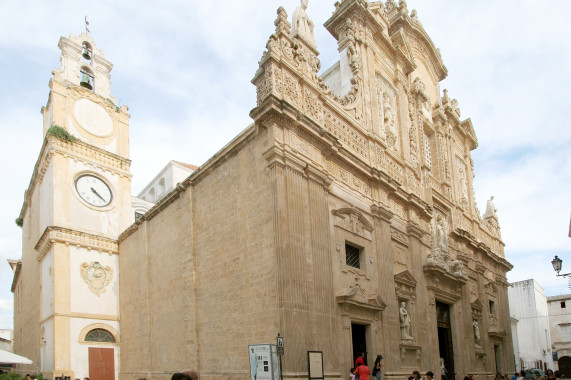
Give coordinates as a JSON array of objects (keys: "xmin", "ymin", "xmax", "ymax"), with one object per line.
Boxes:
[{"xmin": 12, "ymin": 1, "xmax": 514, "ymax": 380}]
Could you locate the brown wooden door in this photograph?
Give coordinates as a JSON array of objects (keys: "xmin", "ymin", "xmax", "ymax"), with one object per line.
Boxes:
[{"xmin": 89, "ymin": 347, "xmax": 115, "ymax": 380}]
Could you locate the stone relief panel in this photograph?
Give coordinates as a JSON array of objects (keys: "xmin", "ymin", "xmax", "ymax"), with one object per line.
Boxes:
[
  {"xmin": 80, "ymin": 261, "xmax": 113, "ymax": 296},
  {"xmin": 376, "ymin": 73, "xmax": 399, "ymax": 152},
  {"xmin": 325, "ymin": 158, "xmax": 372, "ymax": 199},
  {"xmin": 323, "ymin": 110, "xmax": 368, "ymax": 161}
]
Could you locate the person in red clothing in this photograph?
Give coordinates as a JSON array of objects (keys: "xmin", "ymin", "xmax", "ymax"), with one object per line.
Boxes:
[
  {"xmin": 355, "ymin": 352, "xmax": 365, "ymax": 368},
  {"xmin": 354, "ymin": 364, "xmax": 371, "ymax": 380}
]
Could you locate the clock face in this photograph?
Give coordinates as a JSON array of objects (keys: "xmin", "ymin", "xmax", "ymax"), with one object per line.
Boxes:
[{"xmin": 75, "ymin": 174, "xmax": 113, "ymax": 207}]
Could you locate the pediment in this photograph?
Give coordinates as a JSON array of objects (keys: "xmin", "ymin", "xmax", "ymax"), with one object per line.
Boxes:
[
  {"xmin": 390, "ymin": 28, "xmax": 415, "ymax": 70},
  {"xmin": 461, "ymin": 118, "xmax": 478, "ymax": 150},
  {"xmin": 394, "ymin": 270, "xmax": 417, "ymax": 288},
  {"xmin": 471, "ymin": 298, "xmax": 483, "ymax": 311},
  {"xmin": 336, "ymin": 284, "xmax": 386, "ymax": 312},
  {"xmin": 332, "ymin": 207, "xmax": 374, "ymax": 240}
]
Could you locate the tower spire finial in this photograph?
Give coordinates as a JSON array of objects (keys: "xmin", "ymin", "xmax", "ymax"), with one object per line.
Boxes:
[{"xmin": 85, "ymin": 15, "xmax": 91, "ymax": 34}]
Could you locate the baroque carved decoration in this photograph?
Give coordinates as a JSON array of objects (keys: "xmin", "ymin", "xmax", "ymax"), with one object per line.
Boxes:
[
  {"xmin": 80, "ymin": 261, "xmax": 113, "ymax": 296},
  {"xmin": 395, "ymin": 270, "xmax": 417, "ymax": 302}
]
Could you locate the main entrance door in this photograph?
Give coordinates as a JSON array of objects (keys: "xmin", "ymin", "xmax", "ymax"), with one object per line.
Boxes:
[
  {"xmin": 436, "ymin": 302, "xmax": 455, "ymax": 380},
  {"xmin": 351, "ymin": 323, "xmax": 368, "ymax": 367},
  {"xmin": 89, "ymin": 347, "xmax": 115, "ymax": 380}
]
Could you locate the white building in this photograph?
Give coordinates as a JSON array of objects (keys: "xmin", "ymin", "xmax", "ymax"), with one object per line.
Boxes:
[
  {"xmin": 548, "ymin": 294, "xmax": 571, "ymax": 377},
  {"xmin": 508, "ymin": 279, "xmax": 554, "ymax": 371}
]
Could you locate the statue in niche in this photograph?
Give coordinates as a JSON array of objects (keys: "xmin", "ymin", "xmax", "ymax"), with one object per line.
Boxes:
[
  {"xmin": 458, "ymin": 166, "xmax": 468, "ymax": 200},
  {"xmin": 435, "ymin": 215, "xmax": 447, "ymax": 250},
  {"xmin": 473, "ymin": 320, "xmax": 481, "ymax": 346},
  {"xmin": 292, "ymin": 0, "xmax": 317, "ymax": 49},
  {"xmin": 399, "ymin": 301, "xmax": 413, "ymax": 340},
  {"xmin": 383, "ymin": 93, "xmax": 396, "ymax": 133}
]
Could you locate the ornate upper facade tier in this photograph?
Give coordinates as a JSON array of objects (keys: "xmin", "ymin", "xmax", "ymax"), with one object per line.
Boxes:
[{"xmin": 252, "ymin": 0, "xmax": 505, "ymax": 263}]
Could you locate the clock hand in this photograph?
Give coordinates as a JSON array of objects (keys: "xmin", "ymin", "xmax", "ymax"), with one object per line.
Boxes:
[{"xmin": 91, "ymin": 187, "xmax": 106, "ymax": 202}]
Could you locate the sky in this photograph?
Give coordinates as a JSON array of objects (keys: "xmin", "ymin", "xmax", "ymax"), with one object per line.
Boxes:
[{"xmin": 0, "ymin": 0, "xmax": 570, "ymax": 330}]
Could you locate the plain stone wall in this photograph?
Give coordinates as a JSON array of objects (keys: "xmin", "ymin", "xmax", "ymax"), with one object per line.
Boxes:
[{"xmin": 119, "ymin": 128, "xmax": 277, "ymax": 380}]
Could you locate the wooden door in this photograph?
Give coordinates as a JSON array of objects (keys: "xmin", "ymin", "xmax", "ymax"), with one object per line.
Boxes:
[{"xmin": 89, "ymin": 347, "xmax": 115, "ymax": 380}]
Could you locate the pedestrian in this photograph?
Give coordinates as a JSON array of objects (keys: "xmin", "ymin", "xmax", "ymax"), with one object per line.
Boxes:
[
  {"xmin": 546, "ymin": 370, "xmax": 555, "ymax": 380},
  {"xmin": 350, "ymin": 368, "xmax": 356, "ymax": 380},
  {"xmin": 425, "ymin": 372, "xmax": 434, "ymax": 380},
  {"xmin": 413, "ymin": 371, "xmax": 421, "ymax": 380},
  {"xmin": 355, "ymin": 353, "xmax": 365, "ymax": 380},
  {"xmin": 554, "ymin": 371, "xmax": 561, "ymax": 380},
  {"xmin": 372, "ymin": 355, "xmax": 383, "ymax": 380},
  {"xmin": 172, "ymin": 369, "xmax": 199, "ymax": 380},
  {"xmin": 517, "ymin": 371, "xmax": 525, "ymax": 380},
  {"xmin": 355, "ymin": 363, "xmax": 371, "ymax": 380}
]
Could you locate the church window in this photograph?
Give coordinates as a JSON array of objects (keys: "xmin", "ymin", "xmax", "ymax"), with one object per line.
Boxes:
[
  {"xmin": 85, "ymin": 328, "xmax": 115, "ymax": 343},
  {"xmin": 345, "ymin": 243, "xmax": 361, "ymax": 269},
  {"xmin": 489, "ymin": 300, "xmax": 495, "ymax": 315},
  {"xmin": 562, "ymin": 301, "xmax": 566, "ymax": 308}
]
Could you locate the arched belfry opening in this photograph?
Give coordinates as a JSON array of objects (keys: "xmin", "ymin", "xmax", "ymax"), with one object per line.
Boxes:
[
  {"xmin": 80, "ymin": 65, "xmax": 94, "ymax": 91},
  {"xmin": 82, "ymin": 41, "xmax": 92, "ymax": 61}
]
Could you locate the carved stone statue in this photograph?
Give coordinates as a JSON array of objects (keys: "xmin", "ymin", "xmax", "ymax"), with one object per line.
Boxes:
[
  {"xmin": 483, "ymin": 196, "xmax": 498, "ymax": 220},
  {"xmin": 292, "ymin": 0, "xmax": 317, "ymax": 49},
  {"xmin": 399, "ymin": 301, "xmax": 413, "ymax": 340},
  {"xmin": 473, "ymin": 320, "xmax": 481, "ymax": 346},
  {"xmin": 436, "ymin": 216, "xmax": 447, "ymax": 250}
]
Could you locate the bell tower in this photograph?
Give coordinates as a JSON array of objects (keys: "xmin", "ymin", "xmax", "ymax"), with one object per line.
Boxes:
[{"xmin": 14, "ymin": 33, "xmax": 131, "ymax": 380}]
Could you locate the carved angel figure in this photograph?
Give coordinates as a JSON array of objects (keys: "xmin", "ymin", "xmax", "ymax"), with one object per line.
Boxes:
[
  {"xmin": 483, "ymin": 196, "xmax": 498, "ymax": 219},
  {"xmin": 292, "ymin": 0, "xmax": 317, "ymax": 49}
]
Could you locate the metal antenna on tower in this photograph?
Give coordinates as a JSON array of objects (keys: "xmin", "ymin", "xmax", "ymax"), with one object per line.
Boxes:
[{"xmin": 85, "ymin": 16, "xmax": 91, "ymax": 34}]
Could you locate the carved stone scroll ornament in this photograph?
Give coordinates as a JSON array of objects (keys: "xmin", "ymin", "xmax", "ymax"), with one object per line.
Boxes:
[{"xmin": 80, "ymin": 261, "xmax": 113, "ymax": 296}]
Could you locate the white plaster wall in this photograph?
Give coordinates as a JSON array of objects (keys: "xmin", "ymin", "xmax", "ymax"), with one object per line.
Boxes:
[
  {"xmin": 508, "ymin": 279, "xmax": 554, "ymax": 369},
  {"xmin": 69, "ymin": 246, "xmax": 119, "ymax": 316},
  {"xmin": 512, "ymin": 318, "xmax": 521, "ymax": 371},
  {"xmin": 69, "ymin": 318, "xmax": 120, "ymax": 379},
  {"xmin": 69, "ymin": 161, "xmax": 121, "ymax": 238},
  {"xmin": 41, "ymin": 250, "xmax": 54, "ymax": 319},
  {"xmin": 41, "ymin": 319, "xmax": 54, "ymax": 371}
]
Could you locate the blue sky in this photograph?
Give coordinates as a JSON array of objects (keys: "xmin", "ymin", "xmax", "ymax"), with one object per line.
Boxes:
[{"xmin": 0, "ymin": 0, "xmax": 570, "ymax": 329}]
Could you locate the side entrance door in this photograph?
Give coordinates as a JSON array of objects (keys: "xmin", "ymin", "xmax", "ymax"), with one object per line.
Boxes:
[{"xmin": 89, "ymin": 347, "xmax": 115, "ymax": 380}]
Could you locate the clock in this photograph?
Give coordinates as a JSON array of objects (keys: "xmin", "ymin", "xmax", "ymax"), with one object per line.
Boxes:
[{"xmin": 75, "ymin": 174, "xmax": 113, "ymax": 207}]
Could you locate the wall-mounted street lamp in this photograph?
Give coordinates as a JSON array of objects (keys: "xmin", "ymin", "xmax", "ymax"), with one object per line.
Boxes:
[{"xmin": 551, "ymin": 256, "xmax": 571, "ymax": 290}]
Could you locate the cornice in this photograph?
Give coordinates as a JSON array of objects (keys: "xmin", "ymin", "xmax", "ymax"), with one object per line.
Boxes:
[
  {"xmin": 19, "ymin": 135, "xmax": 131, "ymax": 220},
  {"xmin": 35, "ymin": 226, "xmax": 119, "ymax": 261}
]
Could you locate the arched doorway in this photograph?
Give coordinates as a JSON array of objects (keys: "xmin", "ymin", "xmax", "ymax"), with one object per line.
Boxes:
[
  {"xmin": 558, "ymin": 356, "xmax": 571, "ymax": 379},
  {"xmin": 80, "ymin": 327, "xmax": 118, "ymax": 380}
]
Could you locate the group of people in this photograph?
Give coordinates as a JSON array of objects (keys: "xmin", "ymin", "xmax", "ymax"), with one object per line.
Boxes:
[
  {"xmin": 350, "ymin": 353, "xmax": 383, "ymax": 380},
  {"xmin": 512, "ymin": 369, "xmax": 562, "ymax": 380}
]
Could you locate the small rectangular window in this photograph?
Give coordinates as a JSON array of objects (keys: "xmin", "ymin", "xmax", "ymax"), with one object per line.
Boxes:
[
  {"xmin": 345, "ymin": 243, "xmax": 361, "ymax": 269},
  {"xmin": 489, "ymin": 300, "xmax": 495, "ymax": 315},
  {"xmin": 562, "ymin": 301, "xmax": 566, "ymax": 308}
]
